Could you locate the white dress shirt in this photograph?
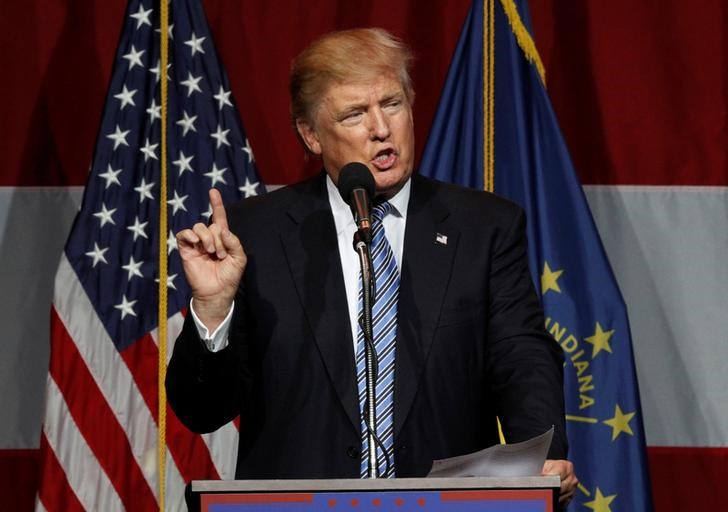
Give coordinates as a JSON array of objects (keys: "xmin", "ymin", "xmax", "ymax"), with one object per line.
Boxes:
[
  {"xmin": 326, "ymin": 175, "xmax": 410, "ymax": 348},
  {"xmin": 191, "ymin": 175, "xmax": 411, "ymax": 352}
]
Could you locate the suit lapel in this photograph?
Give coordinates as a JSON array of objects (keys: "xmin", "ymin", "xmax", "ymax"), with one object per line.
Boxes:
[
  {"xmin": 394, "ymin": 175, "xmax": 460, "ymax": 438},
  {"xmin": 279, "ymin": 175, "xmax": 360, "ymax": 432},
  {"xmin": 276, "ymin": 174, "xmax": 460, "ymax": 439}
]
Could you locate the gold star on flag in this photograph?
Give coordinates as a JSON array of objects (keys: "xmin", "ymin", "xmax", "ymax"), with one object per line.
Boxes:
[
  {"xmin": 541, "ymin": 262, "xmax": 564, "ymax": 295},
  {"xmin": 585, "ymin": 322, "xmax": 614, "ymax": 358},
  {"xmin": 583, "ymin": 487, "xmax": 617, "ymax": 512},
  {"xmin": 603, "ymin": 404, "xmax": 636, "ymax": 441}
]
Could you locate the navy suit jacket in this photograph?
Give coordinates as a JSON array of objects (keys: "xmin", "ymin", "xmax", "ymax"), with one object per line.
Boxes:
[{"xmin": 166, "ymin": 172, "xmax": 567, "ymax": 478}]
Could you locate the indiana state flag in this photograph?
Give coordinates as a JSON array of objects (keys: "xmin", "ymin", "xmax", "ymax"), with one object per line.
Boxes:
[{"xmin": 421, "ymin": 1, "xmax": 654, "ymax": 510}]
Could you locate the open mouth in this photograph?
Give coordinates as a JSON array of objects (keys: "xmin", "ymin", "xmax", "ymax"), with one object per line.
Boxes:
[{"xmin": 372, "ymin": 148, "xmax": 397, "ymax": 170}]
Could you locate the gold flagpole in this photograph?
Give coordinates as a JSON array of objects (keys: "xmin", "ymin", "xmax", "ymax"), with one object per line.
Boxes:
[
  {"xmin": 483, "ymin": 0, "xmax": 495, "ymax": 193},
  {"xmin": 157, "ymin": 0, "xmax": 170, "ymax": 509},
  {"xmin": 485, "ymin": 0, "xmax": 507, "ymax": 444}
]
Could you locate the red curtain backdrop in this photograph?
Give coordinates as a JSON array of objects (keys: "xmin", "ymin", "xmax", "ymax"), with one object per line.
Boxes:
[
  {"xmin": 2, "ymin": 0, "xmax": 726, "ymax": 510},
  {"xmin": 0, "ymin": 0, "xmax": 472, "ymax": 187}
]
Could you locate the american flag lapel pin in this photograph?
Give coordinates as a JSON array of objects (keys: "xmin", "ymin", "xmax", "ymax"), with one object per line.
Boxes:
[{"xmin": 435, "ymin": 233, "xmax": 448, "ymax": 245}]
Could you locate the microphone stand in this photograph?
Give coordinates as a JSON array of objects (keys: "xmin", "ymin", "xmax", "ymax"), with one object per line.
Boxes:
[{"xmin": 354, "ymin": 231, "xmax": 378, "ymax": 478}]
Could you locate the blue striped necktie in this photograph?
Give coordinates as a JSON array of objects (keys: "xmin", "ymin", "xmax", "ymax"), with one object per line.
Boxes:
[{"xmin": 356, "ymin": 201, "xmax": 399, "ymax": 477}]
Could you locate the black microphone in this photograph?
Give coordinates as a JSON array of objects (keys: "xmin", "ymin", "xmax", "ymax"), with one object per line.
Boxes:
[{"xmin": 337, "ymin": 162, "xmax": 376, "ymax": 245}]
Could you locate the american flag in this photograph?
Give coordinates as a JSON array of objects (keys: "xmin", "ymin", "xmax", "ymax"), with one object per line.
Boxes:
[{"xmin": 36, "ymin": 0, "xmax": 262, "ymax": 509}]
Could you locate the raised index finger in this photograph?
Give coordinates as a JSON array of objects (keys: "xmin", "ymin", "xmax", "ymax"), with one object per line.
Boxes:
[{"xmin": 208, "ymin": 188, "xmax": 229, "ymax": 231}]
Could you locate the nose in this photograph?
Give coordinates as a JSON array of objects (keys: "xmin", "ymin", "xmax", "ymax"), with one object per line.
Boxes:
[{"xmin": 369, "ymin": 108, "xmax": 391, "ymax": 140}]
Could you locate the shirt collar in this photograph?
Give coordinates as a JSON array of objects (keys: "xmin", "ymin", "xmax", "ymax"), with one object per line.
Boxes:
[
  {"xmin": 326, "ymin": 174, "xmax": 411, "ymax": 235},
  {"xmin": 385, "ymin": 178, "xmax": 411, "ymax": 220},
  {"xmin": 326, "ymin": 174, "xmax": 356, "ymax": 236}
]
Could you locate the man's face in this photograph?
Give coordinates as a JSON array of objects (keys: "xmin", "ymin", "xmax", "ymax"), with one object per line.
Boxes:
[{"xmin": 297, "ymin": 73, "xmax": 415, "ymax": 198}]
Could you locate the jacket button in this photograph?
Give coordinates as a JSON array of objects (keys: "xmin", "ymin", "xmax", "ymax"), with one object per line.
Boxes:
[{"xmin": 346, "ymin": 446, "xmax": 360, "ymax": 459}]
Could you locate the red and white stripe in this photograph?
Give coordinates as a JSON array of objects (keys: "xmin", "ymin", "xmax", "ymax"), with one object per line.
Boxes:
[
  {"xmin": 36, "ymin": 254, "xmax": 237, "ymax": 510},
  {"xmin": 584, "ymin": 185, "xmax": 728, "ymax": 507},
  {"xmin": 3, "ymin": 1, "xmax": 728, "ymax": 510}
]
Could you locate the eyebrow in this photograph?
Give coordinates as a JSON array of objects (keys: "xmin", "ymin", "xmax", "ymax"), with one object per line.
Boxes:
[
  {"xmin": 332, "ymin": 104, "xmax": 365, "ymax": 122},
  {"xmin": 330, "ymin": 88, "xmax": 406, "ymax": 120},
  {"xmin": 380, "ymin": 90, "xmax": 404, "ymax": 103},
  {"xmin": 341, "ymin": 90, "xmax": 403, "ymax": 109}
]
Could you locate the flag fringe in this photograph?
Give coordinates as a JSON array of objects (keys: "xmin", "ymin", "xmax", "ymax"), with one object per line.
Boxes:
[{"xmin": 498, "ymin": 0, "xmax": 546, "ymax": 85}]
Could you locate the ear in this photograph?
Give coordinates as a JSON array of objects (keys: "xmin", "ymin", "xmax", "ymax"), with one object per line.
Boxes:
[{"xmin": 295, "ymin": 119, "xmax": 322, "ymax": 155}]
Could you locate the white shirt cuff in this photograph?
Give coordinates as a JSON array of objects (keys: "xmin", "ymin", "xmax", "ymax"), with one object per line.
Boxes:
[{"xmin": 189, "ymin": 300, "xmax": 234, "ymax": 352}]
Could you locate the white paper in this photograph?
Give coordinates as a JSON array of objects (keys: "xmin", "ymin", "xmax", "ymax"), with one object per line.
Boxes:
[{"xmin": 427, "ymin": 427, "xmax": 554, "ymax": 478}]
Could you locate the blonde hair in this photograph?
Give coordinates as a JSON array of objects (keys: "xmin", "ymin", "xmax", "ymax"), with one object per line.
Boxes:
[{"xmin": 290, "ymin": 27, "xmax": 415, "ymax": 129}]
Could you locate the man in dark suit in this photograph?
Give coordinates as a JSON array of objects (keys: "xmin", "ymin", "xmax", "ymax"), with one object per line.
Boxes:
[{"xmin": 166, "ymin": 27, "xmax": 577, "ymax": 505}]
